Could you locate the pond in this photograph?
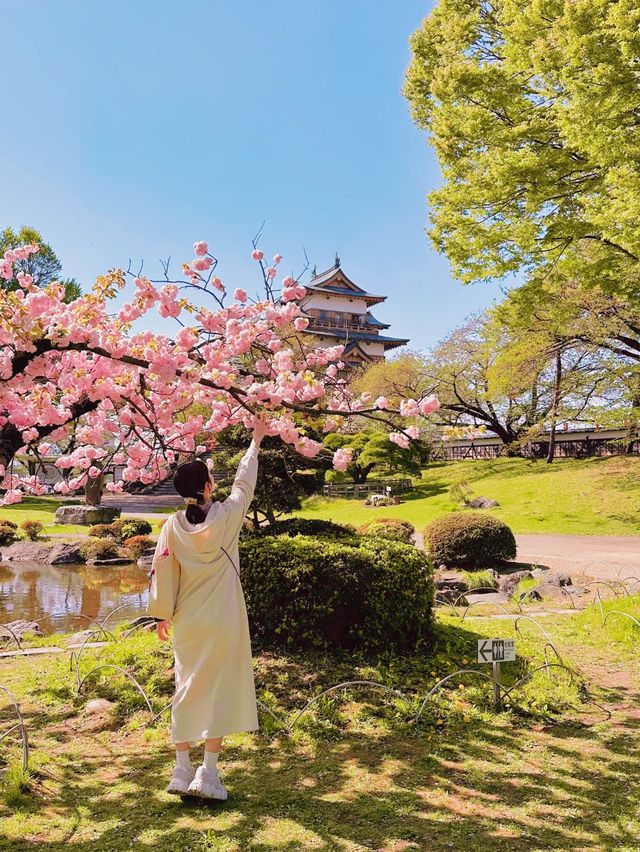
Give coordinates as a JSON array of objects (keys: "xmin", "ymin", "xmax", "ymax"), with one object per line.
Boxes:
[{"xmin": 0, "ymin": 560, "xmax": 151, "ymax": 635}]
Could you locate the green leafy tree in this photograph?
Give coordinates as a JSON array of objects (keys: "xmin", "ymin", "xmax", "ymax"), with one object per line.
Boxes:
[
  {"xmin": 214, "ymin": 425, "xmax": 329, "ymax": 527},
  {"xmin": 1, "ymin": 226, "xmax": 81, "ymax": 301},
  {"xmin": 323, "ymin": 431, "xmax": 423, "ymax": 483},
  {"xmin": 405, "ymin": 0, "xmax": 640, "ymax": 297}
]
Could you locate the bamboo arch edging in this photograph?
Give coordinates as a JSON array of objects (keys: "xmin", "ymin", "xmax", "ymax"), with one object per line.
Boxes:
[{"xmin": 0, "ymin": 685, "xmax": 29, "ymax": 773}]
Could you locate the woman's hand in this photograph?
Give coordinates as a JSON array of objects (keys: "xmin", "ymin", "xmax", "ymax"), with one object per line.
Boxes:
[
  {"xmin": 156, "ymin": 620, "xmax": 171, "ymax": 642},
  {"xmin": 252, "ymin": 417, "xmax": 268, "ymax": 447}
]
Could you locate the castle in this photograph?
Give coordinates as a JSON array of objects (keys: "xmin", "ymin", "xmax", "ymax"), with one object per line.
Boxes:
[{"xmin": 298, "ymin": 256, "xmax": 408, "ymax": 368}]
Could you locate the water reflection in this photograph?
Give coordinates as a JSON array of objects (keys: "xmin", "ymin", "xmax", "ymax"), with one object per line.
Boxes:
[{"xmin": 0, "ymin": 561, "xmax": 150, "ymax": 635}]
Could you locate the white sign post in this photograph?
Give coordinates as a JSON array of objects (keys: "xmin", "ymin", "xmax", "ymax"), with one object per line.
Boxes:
[{"xmin": 477, "ymin": 639, "xmax": 516, "ymax": 707}]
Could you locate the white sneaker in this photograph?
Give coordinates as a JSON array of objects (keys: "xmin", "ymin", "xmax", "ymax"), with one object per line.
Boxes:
[
  {"xmin": 166, "ymin": 763, "xmax": 196, "ymax": 795},
  {"xmin": 187, "ymin": 765, "xmax": 228, "ymax": 801}
]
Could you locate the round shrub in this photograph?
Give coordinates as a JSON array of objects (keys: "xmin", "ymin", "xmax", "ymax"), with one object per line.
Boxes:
[
  {"xmin": 424, "ymin": 512, "xmax": 516, "ymax": 570},
  {"xmin": 240, "ymin": 534, "xmax": 434, "ymax": 653},
  {"xmin": 123, "ymin": 535, "xmax": 153, "ymax": 558},
  {"xmin": 80, "ymin": 538, "xmax": 120, "ymax": 562},
  {"xmin": 20, "ymin": 520, "xmax": 44, "ymax": 541},
  {"xmin": 0, "ymin": 521, "xmax": 18, "ymax": 546},
  {"xmin": 357, "ymin": 518, "xmax": 415, "ymax": 544},
  {"xmin": 88, "ymin": 523, "xmax": 116, "ymax": 538},
  {"xmin": 241, "ymin": 517, "xmax": 356, "ymax": 540},
  {"xmin": 111, "ymin": 518, "xmax": 152, "ymax": 542}
]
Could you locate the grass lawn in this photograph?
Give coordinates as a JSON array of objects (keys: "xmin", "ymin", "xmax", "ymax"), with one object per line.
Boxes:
[
  {"xmin": 0, "ymin": 496, "xmax": 166, "ymax": 536},
  {"xmin": 295, "ymin": 456, "xmax": 640, "ymax": 536},
  {"xmin": 1, "ymin": 598, "xmax": 640, "ymax": 849}
]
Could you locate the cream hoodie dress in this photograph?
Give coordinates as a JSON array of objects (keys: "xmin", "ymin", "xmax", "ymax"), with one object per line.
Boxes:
[{"xmin": 146, "ymin": 442, "xmax": 260, "ymax": 742}]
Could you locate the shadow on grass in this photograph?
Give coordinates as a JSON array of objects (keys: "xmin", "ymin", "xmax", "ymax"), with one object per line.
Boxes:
[{"xmin": 4, "ymin": 702, "xmax": 640, "ymax": 851}]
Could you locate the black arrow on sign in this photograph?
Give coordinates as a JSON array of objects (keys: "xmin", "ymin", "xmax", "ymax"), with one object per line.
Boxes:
[{"xmin": 478, "ymin": 640, "xmax": 492, "ymax": 663}]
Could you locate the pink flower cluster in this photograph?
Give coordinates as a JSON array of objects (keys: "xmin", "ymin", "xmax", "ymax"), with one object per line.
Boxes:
[{"xmin": 0, "ymin": 240, "xmax": 440, "ymax": 504}]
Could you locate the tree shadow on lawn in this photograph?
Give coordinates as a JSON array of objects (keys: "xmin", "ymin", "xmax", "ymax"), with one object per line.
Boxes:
[{"xmin": 4, "ymin": 704, "xmax": 640, "ymax": 852}]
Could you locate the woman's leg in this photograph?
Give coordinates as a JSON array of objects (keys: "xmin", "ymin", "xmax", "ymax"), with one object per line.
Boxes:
[{"xmin": 205, "ymin": 737, "xmax": 223, "ymax": 754}]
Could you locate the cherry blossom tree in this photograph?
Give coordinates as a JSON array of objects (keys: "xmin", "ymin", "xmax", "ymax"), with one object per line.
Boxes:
[{"xmin": 0, "ymin": 238, "xmax": 440, "ymax": 505}]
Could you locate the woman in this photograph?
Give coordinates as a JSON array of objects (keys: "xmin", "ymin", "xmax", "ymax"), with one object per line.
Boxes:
[{"xmin": 146, "ymin": 421, "xmax": 266, "ymax": 800}]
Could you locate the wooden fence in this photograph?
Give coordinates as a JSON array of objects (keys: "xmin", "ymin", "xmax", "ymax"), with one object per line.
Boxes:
[{"xmin": 322, "ymin": 478, "xmax": 413, "ymax": 499}]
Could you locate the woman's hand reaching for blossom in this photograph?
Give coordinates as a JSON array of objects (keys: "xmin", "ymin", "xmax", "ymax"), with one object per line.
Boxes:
[{"xmin": 252, "ymin": 417, "xmax": 268, "ymax": 447}]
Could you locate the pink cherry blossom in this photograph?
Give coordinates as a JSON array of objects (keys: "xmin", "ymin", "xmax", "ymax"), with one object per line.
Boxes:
[
  {"xmin": 332, "ymin": 447, "xmax": 353, "ymax": 471},
  {"xmin": 252, "ymin": 249, "xmax": 264, "ymax": 261},
  {"xmin": 273, "ymin": 254, "xmax": 282, "ymax": 264},
  {"xmin": 294, "ymin": 317, "xmax": 309, "ymax": 331},
  {"xmin": 389, "ymin": 432, "xmax": 410, "ymax": 449},
  {"xmin": 234, "ymin": 288, "xmax": 248, "ymax": 302},
  {"xmin": 419, "ymin": 395, "xmax": 440, "ymax": 416},
  {"xmin": 193, "ymin": 241, "xmax": 208, "ymax": 256}
]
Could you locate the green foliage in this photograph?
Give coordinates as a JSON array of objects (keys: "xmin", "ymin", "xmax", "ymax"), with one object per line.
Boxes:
[
  {"xmin": 461, "ymin": 569, "xmax": 498, "ymax": 591},
  {"xmin": 405, "ymin": 0, "xmax": 640, "ymax": 299},
  {"xmin": 80, "ymin": 537, "xmax": 120, "ymax": 561},
  {"xmin": 242, "ymin": 517, "xmax": 355, "ymax": 540},
  {"xmin": 0, "ymin": 521, "xmax": 18, "ymax": 546},
  {"xmin": 324, "ymin": 431, "xmax": 422, "ymax": 483},
  {"xmin": 112, "ymin": 518, "xmax": 153, "ymax": 541},
  {"xmin": 0, "ymin": 226, "xmax": 81, "ymax": 301},
  {"xmin": 425, "ymin": 512, "xmax": 516, "ymax": 570},
  {"xmin": 19, "ymin": 519, "xmax": 44, "ymax": 541},
  {"xmin": 88, "ymin": 523, "xmax": 115, "ymax": 538},
  {"xmin": 449, "ymin": 480, "xmax": 473, "ymax": 506},
  {"xmin": 357, "ymin": 517, "xmax": 416, "ymax": 544},
  {"xmin": 90, "ymin": 518, "xmax": 152, "ymax": 543},
  {"xmin": 123, "ymin": 534, "xmax": 152, "ymax": 558},
  {"xmin": 240, "ymin": 534, "xmax": 434, "ymax": 654}
]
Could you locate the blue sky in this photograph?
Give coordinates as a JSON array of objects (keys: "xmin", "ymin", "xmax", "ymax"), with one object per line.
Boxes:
[{"xmin": 1, "ymin": 0, "xmax": 503, "ymax": 350}]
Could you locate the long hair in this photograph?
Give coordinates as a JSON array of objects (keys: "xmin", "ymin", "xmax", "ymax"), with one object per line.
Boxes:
[{"xmin": 173, "ymin": 460, "xmax": 211, "ymax": 524}]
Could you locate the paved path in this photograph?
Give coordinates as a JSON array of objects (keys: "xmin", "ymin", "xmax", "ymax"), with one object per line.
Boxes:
[
  {"xmin": 101, "ymin": 493, "xmax": 181, "ymax": 519},
  {"xmin": 414, "ymin": 532, "xmax": 639, "ymax": 580},
  {"xmin": 514, "ymin": 534, "xmax": 640, "ymax": 580}
]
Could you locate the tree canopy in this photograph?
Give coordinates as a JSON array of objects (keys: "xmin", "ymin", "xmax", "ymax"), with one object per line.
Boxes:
[
  {"xmin": 405, "ymin": 0, "xmax": 640, "ymax": 297},
  {"xmin": 1, "ymin": 226, "xmax": 81, "ymax": 302}
]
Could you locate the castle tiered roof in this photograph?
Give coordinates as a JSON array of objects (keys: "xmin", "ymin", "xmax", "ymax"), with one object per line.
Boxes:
[{"xmin": 299, "ymin": 259, "xmax": 409, "ymax": 358}]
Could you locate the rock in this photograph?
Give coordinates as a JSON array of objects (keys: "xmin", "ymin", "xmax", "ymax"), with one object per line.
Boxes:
[
  {"xmin": 0, "ymin": 540, "xmax": 86, "ymax": 564},
  {"xmin": 466, "ymin": 497, "xmax": 500, "ymax": 509},
  {"xmin": 464, "ymin": 591, "xmax": 509, "ymax": 606},
  {"xmin": 544, "ymin": 572, "xmax": 572, "ymax": 587},
  {"xmin": 137, "ymin": 549, "xmax": 155, "ymax": 569},
  {"xmin": 48, "ymin": 542, "xmax": 85, "ymax": 565},
  {"xmin": 0, "ymin": 541, "xmax": 51, "ymax": 562},
  {"xmin": 68, "ymin": 630, "xmax": 94, "ymax": 645},
  {"xmin": 0, "ymin": 619, "xmax": 42, "ymax": 639},
  {"xmin": 90, "ymin": 557, "xmax": 131, "ymax": 566},
  {"xmin": 54, "ymin": 505, "xmax": 121, "ymax": 526},
  {"xmin": 498, "ymin": 570, "xmax": 534, "ymax": 598},
  {"xmin": 434, "ymin": 571, "xmax": 469, "ymax": 604},
  {"xmin": 84, "ymin": 698, "xmax": 116, "ymax": 715}
]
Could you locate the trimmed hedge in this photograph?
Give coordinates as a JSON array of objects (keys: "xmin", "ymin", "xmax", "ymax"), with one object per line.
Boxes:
[
  {"xmin": 425, "ymin": 512, "xmax": 516, "ymax": 570},
  {"xmin": 0, "ymin": 520, "xmax": 18, "ymax": 546},
  {"xmin": 80, "ymin": 538, "xmax": 120, "ymax": 561},
  {"xmin": 357, "ymin": 518, "xmax": 415, "ymax": 544},
  {"xmin": 241, "ymin": 517, "xmax": 356, "ymax": 540},
  {"xmin": 88, "ymin": 518, "xmax": 152, "ymax": 543},
  {"xmin": 240, "ymin": 534, "xmax": 434, "ymax": 653}
]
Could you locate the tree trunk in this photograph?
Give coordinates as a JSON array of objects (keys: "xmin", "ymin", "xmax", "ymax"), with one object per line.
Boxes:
[
  {"xmin": 0, "ymin": 424, "xmax": 26, "ymax": 473},
  {"xmin": 625, "ymin": 381, "xmax": 640, "ymax": 454},
  {"xmin": 84, "ymin": 473, "xmax": 104, "ymax": 506},
  {"xmin": 546, "ymin": 352, "xmax": 563, "ymax": 464}
]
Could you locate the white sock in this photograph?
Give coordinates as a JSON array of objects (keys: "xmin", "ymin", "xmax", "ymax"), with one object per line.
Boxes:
[
  {"xmin": 176, "ymin": 749, "xmax": 192, "ymax": 769},
  {"xmin": 203, "ymin": 750, "xmax": 219, "ymax": 771}
]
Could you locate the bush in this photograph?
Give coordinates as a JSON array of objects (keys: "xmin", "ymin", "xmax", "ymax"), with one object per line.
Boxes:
[
  {"xmin": 425, "ymin": 512, "xmax": 516, "ymax": 570},
  {"xmin": 240, "ymin": 534, "xmax": 434, "ymax": 653},
  {"xmin": 241, "ymin": 517, "xmax": 356, "ymax": 540},
  {"xmin": 357, "ymin": 518, "xmax": 415, "ymax": 544},
  {"xmin": 111, "ymin": 518, "xmax": 152, "ymax": 542},
  {"xmin": 80, "ymin": 538, "xmax": 120, "ymax": 561},
  {"xmin": 20, "ymin": 520, "xmax": 44, "ymax": 541},
  {"xmin": 0, "ymin": 521, "xmax": 18, "ymax": 546},
  {"xmin": 88, "ymin": 523, "xmax": 116, "ymax": 538},
  {"xmin": 123, "ymin": 535, "xmax": 153, "ymax": 558}
]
